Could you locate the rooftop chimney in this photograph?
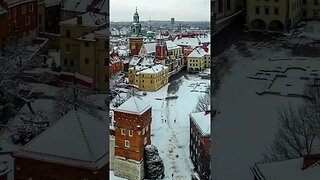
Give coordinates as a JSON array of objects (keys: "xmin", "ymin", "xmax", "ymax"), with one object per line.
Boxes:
[{"xmin": 77, "ymin": 15, "xmax": 82, "ymax": 25}]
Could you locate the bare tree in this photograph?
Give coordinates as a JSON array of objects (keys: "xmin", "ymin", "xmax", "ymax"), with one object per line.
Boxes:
[
  {"xmin": 53, "ymin": 85, "xmax": 97, "ymax": 121},
  {"xmin": 262, "ymin": 104, "xmax": 320, "ymax": 162},
  {"xmin": 194, "ymin": 92, "xmax": 210, "ymax": 112}
]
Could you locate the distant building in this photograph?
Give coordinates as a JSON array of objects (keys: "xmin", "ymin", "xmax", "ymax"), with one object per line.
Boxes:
[
  {"xmin": 129, "ymin": 8, "xmax": 144, "ymax": 57},
  {"xmin": 109, "ymin": 51, "xmax": 124, "ymax": 76},
  {"xmin": 187, "ymin": 46, "xmax": 210, "ymax": 72},
  {"xmin": 12, "ymin": 110, "xmax": 108, "ymax": 180},
  {"xmin": 37, "ymin": 0, "xmax": 61, "ymax": 34},
  {"xmin": 251, "ymin": 154, "xmax": 320, "ymax": 180},
  {"xmin": 113, "ymin": 97, "xmax": 152, "ymax": 180},
  {"xmin": 190, "ymin": 111, "xmax": 211, "ymax": 180},
  {"xmin": 0, "ymin": 0, "xmax": 38, "ymax": 45},
  {"xmin": 59, "ymin": 12, "xmax": 108, "ymax": 92},
  {"xmin": 128, "ymin": 64, "xmax": 169, "ymax": 92},
  {"xmin": 171, "ymin": 17, "xmax": 175, "ymax": 25}
]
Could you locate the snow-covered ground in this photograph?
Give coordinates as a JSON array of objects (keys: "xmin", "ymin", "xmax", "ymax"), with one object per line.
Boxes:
[
  {"xmin": 212, "ymin": 37, "xmax": 319, "ymax": 179},
  {"xmin": 111, "ymin": 73, "xmax": 210, "ymax": 179}
]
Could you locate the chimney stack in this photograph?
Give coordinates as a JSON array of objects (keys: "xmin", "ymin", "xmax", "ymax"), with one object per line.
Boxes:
[{"xmin": 77, "ymin": 15, "xmax": 82, "ymax": 25}]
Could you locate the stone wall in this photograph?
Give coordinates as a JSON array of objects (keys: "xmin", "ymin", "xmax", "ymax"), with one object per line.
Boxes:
[{"xmin": 114, "ymin": 157, "xmax": 144, "ymax": 180}]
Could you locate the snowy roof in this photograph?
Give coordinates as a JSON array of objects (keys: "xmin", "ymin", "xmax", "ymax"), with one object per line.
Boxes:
[
  {"xmin": 188, "ymin": 47, "xmax": 207, "ymax": 58},
  {"xmin": 173, "ymin": 37, "xmax": 201, "ymax": 48},
  {"xmin": 60, "ymin": 12, "xmax": 106, "ymax": 27},
  {"xmin": 252, "ymin": 157, "xmax": 320, "ymax": 180},
  {"xmin": 166, "ymin": 40, "xmax": 181, "ymax": 51},
  {"xmin": 190, "ymin": 112, "xmax": 211, "ymax": 136},
  {"xmin": 12, "ymin": 110, "xmax": 108, "ymax": 169},
  {"xmin": 44, "ymin": 0, "xmax": 60, "ymax": 7},
  {"xmin": 144, "ymin": 43, "xmax": 156, "ymax": 54},
  {"xmin": 129, "ymin": 56, "xmax": 141, "ymax": 66},
  {"xmin": 6, "ymin": 0, "xmax": 35, "ymax": 6},
  {"xmin": 78, "ymin": 33, "xmax": 96, "ymax": 42},
  {"xmin": 140, "ymin": 64, "xmax": 168, "ymax": 74},
  {"xmin": 62, "ymin": 0, "xmax": 93, "ymax": 12},
  {"xmin": 94, "ymin": 28, "xmax": 108, "ymax": 37},
  {"xmin": 115, "ymin": 96, "xmax": 151, "ymax": 115},
  {"xmin": 140, "ymin": 57, "xmax": 155, "ymax": 66}
]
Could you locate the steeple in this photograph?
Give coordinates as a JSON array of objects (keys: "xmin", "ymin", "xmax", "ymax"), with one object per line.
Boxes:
[{"xmin": 133, "ymin": 7, "xmax": 139, "ymax": 23}]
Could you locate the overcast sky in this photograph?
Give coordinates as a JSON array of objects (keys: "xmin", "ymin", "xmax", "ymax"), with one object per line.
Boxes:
[{"xmin": 110, "ymin": 0, "xmax": 210, "ymax": 22}]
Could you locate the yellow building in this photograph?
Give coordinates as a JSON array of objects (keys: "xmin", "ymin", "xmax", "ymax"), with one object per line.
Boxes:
[
  {"xmin": 301, "ymin": 0, "xmax": 320, "ymax": 19},
  {"xmin": 187, "ymin": 47, "xmax": 210, "ymax": 72},
  {"xmin": 246, "ymin": 0, "xmax": 301, "ymax": 32},
  {"xmin": 59, "ymin": 12, "xmax": 108, "ymax": 92},
  {"xmin": 128, "ymin": 65, "xmax": 169, "ymax": 92}
]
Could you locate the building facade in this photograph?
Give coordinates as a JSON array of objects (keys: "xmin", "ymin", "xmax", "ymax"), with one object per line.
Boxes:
[
  {"xmin": 59, "ymin": 12, "xmax": 108, "ymax": 92},
  {"xmin": 114, "ymin": 97, "xmax": 152, "ymax": 180},
  {"xmin": 0, "ymin": 0, "xmax": 38, "ymax": 45},
  {"xmin": 187, "ymin": 47, "xmax": 210, "ymax": 72},
  {"xmin": 128, "ymin": 64, "xmax": 169, "ymax": 92},
  {"xmin": 190, "ymin": 111, "xmax": 211, "ymax": 180}
]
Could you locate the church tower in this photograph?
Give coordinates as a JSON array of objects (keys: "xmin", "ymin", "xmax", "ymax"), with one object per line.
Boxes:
[
  {"xmin": 129, "ymin": 8, "xmax": 144, "ymax": 57},
  {"xmin": 155, "ymin": 35, "xmax": 167, "ymax": 61},
  {"xmin": 114, "ymin": 97, "xmax": 152, "ymax": 180}
]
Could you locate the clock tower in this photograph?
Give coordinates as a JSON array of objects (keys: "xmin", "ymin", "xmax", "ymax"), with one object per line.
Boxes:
[{"xmin": 129, "ymin": 8, "xmax": 144, "ymax": 57}]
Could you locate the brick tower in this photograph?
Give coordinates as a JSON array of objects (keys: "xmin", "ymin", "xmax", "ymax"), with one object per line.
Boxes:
[
  {"xmin": 129, "ymin": 8, "xmax": 144, "ymax": 57},
  {"xmin": 155, "ymin": 36, "xmax": 167, "ymax": 61},
  {"xmin": 114, "ymin": 96, "xmax": 152, "ymax": 180}
]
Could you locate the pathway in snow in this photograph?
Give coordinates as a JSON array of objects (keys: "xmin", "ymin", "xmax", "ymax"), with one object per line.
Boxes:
[{"xmin": 140, "ymin": 74, "xmax": 210, "ymax": 179}]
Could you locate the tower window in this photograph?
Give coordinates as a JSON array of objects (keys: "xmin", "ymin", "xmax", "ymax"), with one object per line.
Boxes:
[
  {"xmin": 121, "ymin": 128, "xmax": 126, "ymax": 135},
  {"xmin": 129, "ymin": 130, "xmax": 133, "ymax": 137},
  {"xmin": 125, "ymin": 140, "xmax": 130, "ymax": 147},
  {"xmin": 144, "ymin": 137, "xmax": 147, "ymax": 145},
  {"xmin": 146, "ymin": 125, "xmax": 148, "ymax": 132}
]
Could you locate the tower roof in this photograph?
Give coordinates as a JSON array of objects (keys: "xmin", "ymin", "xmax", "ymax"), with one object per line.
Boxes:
[
  {"xmin": 115, "ymin": 96, "xmax": 151, "ymax": 115},
  {"xmin": 12, "ymin": 110, "xmax": 108, "ymax": 170}
]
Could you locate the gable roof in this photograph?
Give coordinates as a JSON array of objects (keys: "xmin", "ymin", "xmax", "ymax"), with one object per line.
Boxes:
[
  {"xmin": 251, "ymin": 157, "xmax": 320, "ymax": 180},
  {"xmin": 60, "ymin": 12, "xmax": 106, "ymax": 27},
  {"xmin": 115, "ymin": 97, "xmax": 151, "ymax": 115},
  {"xmin": 187, "ymin": 47, "xmax": 207, "ymax": 58},
  {"xmin": 12, "ymin": 110, "xmax": 108, "ymax": 170}
]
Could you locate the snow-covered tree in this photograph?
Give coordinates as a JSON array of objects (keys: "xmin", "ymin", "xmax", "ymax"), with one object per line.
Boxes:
[
  {"xmin": 144, "ymin": 144, "xmax": 165, "ymax": 179},
  {"xmin": 53, "ymin": 85, "xmax": 97, "ymax": 121}
]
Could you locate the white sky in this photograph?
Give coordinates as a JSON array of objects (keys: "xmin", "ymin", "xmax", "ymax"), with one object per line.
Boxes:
[{"xmin": 110, "ymin": 0, "xmax": 210, "ymax": 22}]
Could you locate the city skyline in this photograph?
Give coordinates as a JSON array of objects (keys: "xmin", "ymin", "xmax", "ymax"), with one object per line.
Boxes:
[{"xmin": 110, "ymin": 0, "xmax": 210, "ymax": 22}]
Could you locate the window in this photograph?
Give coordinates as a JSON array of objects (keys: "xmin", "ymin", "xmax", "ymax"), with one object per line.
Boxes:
[
  {"xmin": 303, "ymin": 0, "xmax": 307, "ymax": 5},
  {"xmin": 66, "ymin": 44, "xmax": 70, "ymax": 52},
  {"xmin": 255, "ymin": 7, "xmax": 260, "ymax": 14},
  {"xmin": 22, "ymin": 5, "xmax": 26, "ymax": 14},
  {"xmin": 104, "ymin": 58, "xmax": 108, "ymax": 66},
  {"xmin": 64, "ymin": 59, "xmax": 68, "ymax": 65},
  {"xmin": 85, "ymin": 42, "xmax": 89, "ymax": 47},
  {"xmin": 142, "ymin": 128, "xmax": 145, "ymax": 135},
  {"xmin": 144, "ymin": 137, "xmax": 147, "ymax": 145},
  {"xmin": 274, "ymin": 7, "xmax": 279, "ymax": 15},
  {"xmin": 146, "ymin": 125, "xmax": 148, "ymax": 132},
  {"xmin": 29, "ymin": 4, "xmax": 33, "ymax": 12},
  {"xmin": 315, "ymin": 0, "xmax": 319, "ymax": 5},
  {"xmin": 105, "ymin": 75, "xmax": 108, "ymax": 82},
  {"xmin": 66, "ymin": 30, "xmax": 70, "ymax": 37},
  {"xmin": 85, "ymin": 58, "xmax": 89, "ymax": 64},
  {"xmin": 70, "ymin": 59, "xmax": 74, "ymax": 66},
  {"xmin": 13, "ymin": 8, "xmax": 16, "ymax": 17},
  {"xmin": 125, "ymin": 140, "xmax": 130, "ymax": 147},
  {"xmin": 129, "ymin": 130, "xmax": 133, "ymax": 137},
  {"xmin": 25, "ymin": 16, "xmax": 30, "ymax": 25},
  {"xmin": 265, "ymin": 7, "xmax": 269, "ymax": 15},
  {"xmin": 121, "ymin": 128, "xmax": 126, "ymax": 135}
]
